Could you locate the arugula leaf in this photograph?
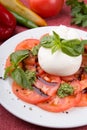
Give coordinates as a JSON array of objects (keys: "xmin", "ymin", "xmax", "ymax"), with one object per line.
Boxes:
[
  {"xmin": 10, "ymin": 50, "xmax": 29, "ymax": 66},
  {"xmin": 66, "ymin": 0, "xmax": 87, "ymax": 27}
]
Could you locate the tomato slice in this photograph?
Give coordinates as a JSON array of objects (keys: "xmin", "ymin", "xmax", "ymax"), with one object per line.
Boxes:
[
  {"xmin": 61, "ymin": 75, "xmax": 76, "ymax": 82},
  {"xmin": 15, "ymin": 39, "xmax": 40, "ymax": 51},
  {"xmin": 37, "ymin": 80, "xmax": 82, "ymax": 112},
  {"xmin": 12, "ymin": 81, "xmax": 50, "ymax": 104},
  {"xmin": 34, "ymin": 75, "xmax": 61, "ymax": 96},
  {"xmin": 76, "ymin": 79, "xmax": 87, "ymax": 107}
]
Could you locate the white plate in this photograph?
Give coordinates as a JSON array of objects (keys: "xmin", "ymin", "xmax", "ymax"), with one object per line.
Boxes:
[{"xmin": 0, "ymin": 26, "xmax": 87, "ymax": 128}]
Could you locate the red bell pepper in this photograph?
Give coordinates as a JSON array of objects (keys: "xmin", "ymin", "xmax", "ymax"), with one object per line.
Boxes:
[{"xmin": 0, "ymin": 3, "xmax": 16, "ymax": 42}]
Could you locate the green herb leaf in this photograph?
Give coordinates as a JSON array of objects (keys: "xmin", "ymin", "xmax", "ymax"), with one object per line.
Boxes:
[
  {"xmin": 40, "ymin": 31, "xmax": 87, "ymax": 56},
  {"xmin": 61, "ymin": 39, "xmax": 84, "ymax": 56},
  {"xmin": 66, "ymin": 0, "xmax": 87, "ymax": 27},
  {"xmin": 11, "ymin": 67, "xmax": 34, "ymax": 90},
  {"xmin": 57, "ymin": 83, "xmax": 74, "ymax": 98},
  {"xmin": 31, "ymin": 44, "xmax": 41, "ymax": 56},
  {"xmin": 25, "ymin": 70, "xmax": 36, "ymax": 85},
  {"xmin": 40, "ymin": 31, "xmax": 61, "ymax": 53},
  {"xmin": 40, "ymin": 35, "xmax": 54, "ymax": 48},
  {"xmin": 4, "ymin": 66, "xmax": 14, "ymax": 79},
  {"xmin": 4, "ymin": 48, "xmax": 37, "ymax": 89},
  {"xmin": 10, "ymin": 50, "xmax": 29, "ymax": 66}
]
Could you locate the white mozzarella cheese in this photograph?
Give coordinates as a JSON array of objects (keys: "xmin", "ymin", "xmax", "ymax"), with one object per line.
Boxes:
[
  {"xmin": 38, "ymin": 26, "xmax": 82, "ymax": 76},
  {"xmin": 38, "ymin": 47, "xmax": 82, "ymax": 76}
]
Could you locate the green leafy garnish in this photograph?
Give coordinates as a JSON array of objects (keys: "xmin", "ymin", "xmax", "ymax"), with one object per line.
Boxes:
[
  {"xmin": 25, "ymin": 70, "xmax": 36, "ymax": 86},
  {"xmin": 66, "ymin": 0, "xmax": 87, "ymax": 27},
  {"xmin": 57, "ymin": 83, "xmax": 74, "ymax": 98},
  {"xmin": 10, "ymin": 50, "xmax": 29, "ymax": 66},
  {"xmin": 40, "ymin": 31, "xmax": 87, "ymax": 56},
  {"xmin": 11, "ymin": 68, "xmax": 36, "ymax": 90},
  {"xmin": 40, "ymin": 31, "xmax": 61, "ymax": 54},
  {"xmin": 4, "ymin": 66, "xmax": 15, "ymax": 79},
  {"xmin": 31, "ymin": 44, "xmax": 41, "ymax": 56},
  {"xmin": 4, "ymin": 50, "xmax": 29, "ymax": 79},
  {"xmin": 40, "ymin": 35, "xmax": 54, "ymax": 48},
  {"xmin": 61, "ymin": 39, "xmax": 84, "ymax": 56},
  {"xmin": 4, "ymin": 50, "xmax": 37, "ymax": 90}
]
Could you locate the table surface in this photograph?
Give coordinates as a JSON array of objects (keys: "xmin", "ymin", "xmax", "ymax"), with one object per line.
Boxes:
[{"xmin": 1, "ymin": 0, "xmax": 87, "ymax": 130}]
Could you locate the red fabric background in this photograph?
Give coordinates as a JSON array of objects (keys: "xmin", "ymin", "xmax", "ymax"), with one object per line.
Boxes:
[{"xmin": 0, "ymin": 0, "xmax": 87, "ymax": 130}]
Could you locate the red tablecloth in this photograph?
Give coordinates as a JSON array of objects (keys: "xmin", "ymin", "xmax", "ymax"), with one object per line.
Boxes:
[{"xmin": 1, "ymin": 0, "xmax": 87, "ymax": 130}]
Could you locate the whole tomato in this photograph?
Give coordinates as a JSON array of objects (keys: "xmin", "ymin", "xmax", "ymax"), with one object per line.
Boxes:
[{"xmin": 29, "ymin": 0, "xmax": 64, "ymax": 18}]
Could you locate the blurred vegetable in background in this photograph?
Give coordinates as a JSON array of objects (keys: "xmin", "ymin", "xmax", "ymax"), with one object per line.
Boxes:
[
  {"xmin": 0, "ymin": 3, "xmax": 16, "ymax": 42},
  {"xmin": 0, "ymin": 0, "xmax": 47, "ymax": 26},
  {"xmin": 29, "ymin": 0, "xmax": 64, "ymax": 18},
  {"xmin": 11, "ymin": 11, "xmax": 38, "ymax": 28},
  {"xmin": 66, "ymin": 0, "xmax": 87, "ymax": 27}
]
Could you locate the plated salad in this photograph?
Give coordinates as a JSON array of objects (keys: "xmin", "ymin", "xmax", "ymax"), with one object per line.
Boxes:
[{"xmin": 4, "ymin": 27, "xmax": 87, "ymax": 112}]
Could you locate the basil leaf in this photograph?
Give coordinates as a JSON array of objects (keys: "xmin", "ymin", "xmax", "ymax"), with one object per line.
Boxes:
[
  {"xmin": 4, "ymin": 65, "xmax": 14, "ymax": 79},
  {"xmin": 53, "ymin": 31, "xmax": 60, "ymax": 45},
  {"xmin": 10, "ymin": 50, "xmax": 29, "ymax": 66},
  {"xmin": 40, "ymin": 31, "xmax": 61, "ymax": 54},
  {"xmin": 51, "ymin": 45, "xmax": 59, "ymax": 54},
  {"xmin": 25, "ymin": 70, "xmax": 36, "ymax": 85},
  {"xmin": 61, "ymin": 39, "xmax": 84, "ymax": 56},
  {"xmin": 40, "ymin": 35, "xmax": 54, "ymax": 48},
  {"xmin": 40, "ymin": 31, "xmax": 87, "ymax": 56},
  {"xmin": 31, "ymin": 44, "xmax": 41, "ymax": 56},
  {"xmin": 11, "ymin": 67, "xmax": 33, "ymax": 90}
]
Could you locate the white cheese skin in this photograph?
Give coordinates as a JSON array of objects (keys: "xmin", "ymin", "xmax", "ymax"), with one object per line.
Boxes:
[
  {"xmin": 50, "ymin": 25, "xmax": 81, "ymax": 40},
  {"xmin": 38, "ymin": 47, "xmax": 82, "ymax": 76},
  {"xmin": 38, "ymin": 26, "xmax": 82, "ymax": 76}
]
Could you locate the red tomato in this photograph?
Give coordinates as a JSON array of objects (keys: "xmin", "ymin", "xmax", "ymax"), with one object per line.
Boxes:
[
  {"xmin": 12, "ymin": 81, "xmax": 50, "ymax": 104},
  {"xmin": 15, "ymin": 39, "xmax": 40, "ymax": 51},
  {"xmin": 34, "ymin": 75, "xmax": 61, "ymax": 96},
  {"xmin": 76, "ymin": 79, "xmax": 87, "ymax": 107},
  {"xmin": 29, "ymin": 0, "xmax": 64, "ymax": 18},
  {"xmin": 37, "ymin": 80, "xmax": 82, "ymax": 112}
]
